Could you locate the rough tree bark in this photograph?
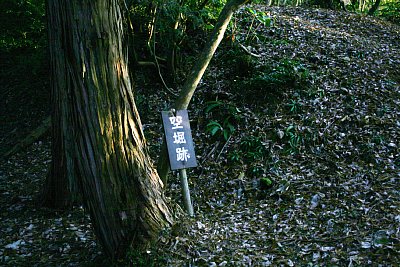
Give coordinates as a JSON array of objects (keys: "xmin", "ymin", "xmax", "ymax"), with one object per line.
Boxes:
[
  {"xmin": 157, "ymin": 0, "xmax": 249, "ymax": 184},
  {"xmin": 40, "ymin": 0, "xmax": 76, "ymax": 208},
  {"xmin": 44, "ymin": 0, "xmax": 173, "ymax": 258}
]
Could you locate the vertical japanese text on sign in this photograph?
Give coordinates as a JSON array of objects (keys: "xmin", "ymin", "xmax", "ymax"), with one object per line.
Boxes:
[{"xmin": 162, "ymin": 110, "xmax": 197, "ymax": 170}]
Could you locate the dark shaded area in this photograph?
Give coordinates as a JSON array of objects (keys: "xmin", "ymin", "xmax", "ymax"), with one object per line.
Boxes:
[{"xmin": 0, "ymin": 0, "xmax": 50, "ymax": 155}]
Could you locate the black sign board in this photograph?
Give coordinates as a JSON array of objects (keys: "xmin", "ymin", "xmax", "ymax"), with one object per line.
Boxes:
[{"xmin": 162, "ymin": 110, "xmax": 197, "ymax": 170}]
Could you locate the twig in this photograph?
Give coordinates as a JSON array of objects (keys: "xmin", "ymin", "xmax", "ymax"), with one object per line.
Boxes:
[
  {"xmin": 201, "ymin": 141, "xmax": 220, "ymax": 164},
  {"xmin": 216, "ymin": 135, "xmax": 232, "ymax": 161},
  {"xmin": 151, "ymin": 11, "xmax": 179, "ymax": 97},
  {"xmin": 238, "ymin": 43, "xmax": 262, "ymax": 58},
  {"xmin": 147, "ymin": 4, "xmax": 157, "ymax": 47}
]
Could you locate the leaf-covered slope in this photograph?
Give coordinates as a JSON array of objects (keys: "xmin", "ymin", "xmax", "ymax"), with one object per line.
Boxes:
[{"xmin": 156, "ymin": 6, "xmax": 400, "ymax": 266}]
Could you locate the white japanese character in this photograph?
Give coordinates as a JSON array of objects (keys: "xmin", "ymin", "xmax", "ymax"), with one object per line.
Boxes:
[
  {"xmin": 173, "ymin": 132, "xmax": 186, "ymax": 144},
  {"xmin": 169, "ymin": 116, "xmax": 183, "ymax": 129},
  {"xmin": 176, "ymin": 147, "xmax": 190, "ymax": 161}
]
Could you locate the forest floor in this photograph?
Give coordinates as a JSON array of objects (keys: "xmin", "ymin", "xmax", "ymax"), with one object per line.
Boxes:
[{"xmin": 1, "ymin": 5, "xmax": 399, "ymax": 267}]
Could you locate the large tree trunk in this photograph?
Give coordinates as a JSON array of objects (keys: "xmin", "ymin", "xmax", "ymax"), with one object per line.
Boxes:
[
  {"xmin": 41, "ymin": 0, "xmax": 76, "ymax": 208},
  {"xmin": 45, "ymin": 0, "xmax": 173, "ymax": 258}
]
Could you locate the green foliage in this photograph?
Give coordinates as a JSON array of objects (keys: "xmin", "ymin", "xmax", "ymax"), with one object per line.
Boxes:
[
  {"xmin": 284, "ymin": 125, "xmax": 303, "ymax": 154},
  {"xmin": 206, "ymin": 119, "xmax": 235, "ymax": 140},
  {"xmin": 240, "ymin": 136, "xmax": 267, "ymax": 161},
  {"xmin": 250, "ymin": 163, "xmax": 266, "ymax": 177},
  {"xmin": 270, "ymin": 59, "xmax": 310, "ymax": 86},
  {"xmin": 379, "ymin": 1, "xmax": 400, "ymax": 24},
  {"xmin": 307, "ymin": 0, "xmax": 347, "ymax": 10},
  {"xmin": 265, "ymin": 59, "xmax": 309, "ymax": 89},
  {"xmin": 0, "ymin": 0, "xmax": 48, "ymax": 106},
  {"xmin": 205, "ymin": 100, "xmax": 241, "ymax": 140},
  {"xmin": 189, "ymin": 0, "xmax": 226, "ymax": 29},
  {"xmin": 287, "ymin": 98, "xmax": 302, "ymax": 114},
  {"xmin": 229, "ymin": 6, "xmax": 274, "ymax": 46},
  {"xmin": 269, "ymin": 39, "xmax": 291, "ymax": 46},
  {"xmin": 259, "ymin": 177, "xmax": 273, "ymax": 189},
  {"xmin": 228, "ymin": 135, "xmax": 269, "ymax": 178},
  {"xmin": 127, "ymin": 0, "xmax": 227, "ymax": 77},
  {"xmin": 219, "ymin": 45, "xmax": 259, "ymax": 77},
  {"xmin": 244, "ymin": 7, "xmax": 273, "ymax": 43},
  {"xmin": 0, "ymin": 0, "xmax": 46, "ymax": 52},
  {"xmin": 235, "ymin": 59, "xmax": 310, "ymax": 105},
  {"xmin": 229, "ymin": 135, "xmax": 268, "ymax": 164},
  {"xmin": 246, "ymin": 8, "xmax": 272, "ymax": 26}
]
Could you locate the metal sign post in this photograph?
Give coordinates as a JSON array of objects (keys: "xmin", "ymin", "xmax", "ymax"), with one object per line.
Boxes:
[
  {"xmin": 180, "ymin": 169, "xmax": 194, "ymax": 216},
  {"xmin": 162, "ymin": 109, "xmax": 197, "ymax": 216}
]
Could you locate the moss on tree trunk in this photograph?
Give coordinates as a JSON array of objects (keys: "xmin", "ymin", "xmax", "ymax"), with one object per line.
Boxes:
[{"xmin": 44, "ymin": 0, "xmax": 173, "ymax": 258}]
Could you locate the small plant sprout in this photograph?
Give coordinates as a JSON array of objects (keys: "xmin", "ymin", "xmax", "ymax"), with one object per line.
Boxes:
[
  {"xmin": 205, "ymin": 100, "xmax": 241, "ymax": 140},
  {"xmin": 244, "ymin": 7, "xmax": 273, "ymax": 43}
]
